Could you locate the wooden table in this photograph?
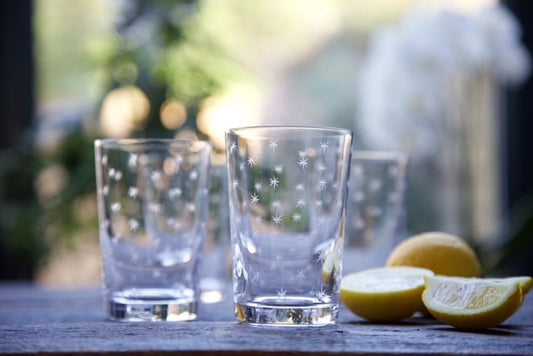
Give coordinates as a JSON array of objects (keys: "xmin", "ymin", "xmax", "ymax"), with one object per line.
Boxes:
[{"xmin": 1, "ymin": 283, "xmax": 532, "ymax": 355}]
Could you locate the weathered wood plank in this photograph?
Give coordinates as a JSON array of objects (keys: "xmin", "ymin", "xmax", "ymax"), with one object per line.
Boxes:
[{"xmin": 0, "ymin": 284, "xmax": 532, "ymax": 355}]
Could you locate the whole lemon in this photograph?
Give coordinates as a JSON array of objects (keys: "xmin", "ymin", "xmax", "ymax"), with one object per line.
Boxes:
[{"xmin": 386, "ymin": 232, "xmax": 481, "ymax": 277}]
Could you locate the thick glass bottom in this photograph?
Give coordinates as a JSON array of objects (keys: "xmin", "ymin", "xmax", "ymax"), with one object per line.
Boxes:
[
  {"xmin": 235, "ymin": 296, "xmax": 338, "ymax": 326},
  {"xmin": 107, "ymin": 288, "xmax": 197, "ymax": 321}
]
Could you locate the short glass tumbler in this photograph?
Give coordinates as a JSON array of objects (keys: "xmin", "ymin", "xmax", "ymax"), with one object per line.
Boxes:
[
  {"xmin": 226, "ymin": 126, "xmax": 352, "ymax": 326},
  {"xmin": 94, "ymin": 139, "xmax": 211, "ymax": 321},
  {"xmin": 344, "ymin": 151, "xmax": 409, "ymax": 273}
]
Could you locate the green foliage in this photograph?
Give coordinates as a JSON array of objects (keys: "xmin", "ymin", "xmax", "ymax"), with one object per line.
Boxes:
[
  {"xmin": 2, "ymin": 0, "xmax": 245, "ymax": 278},
  {"xmin": 0, "ymin": 134, "xmax": 46, "ymax": 271}
]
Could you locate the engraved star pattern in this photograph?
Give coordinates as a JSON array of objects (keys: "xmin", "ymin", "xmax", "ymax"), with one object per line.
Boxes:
[
  {"xmin": 225, "ymin": 132, "xmax": 351, "ymax": 304},
  {"xmin": 98, "ymin": 145, "xmax": 206, "ymax": 268}
]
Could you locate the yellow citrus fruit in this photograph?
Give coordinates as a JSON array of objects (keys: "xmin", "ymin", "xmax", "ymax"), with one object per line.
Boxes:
[
  {"xmin": 340, "ymin": 266, "xmax": 434, "ymax": 322},
  {"xmin": 386, "ymin": 231, "xmax": 481, "ymax": 277},
  {"xmin": 322, "ymin": 240, "xmax": 343, "ymax": 285},
  {"xmin": 422, "ymin": 275, "xmax": 523, "ymax": 329}
]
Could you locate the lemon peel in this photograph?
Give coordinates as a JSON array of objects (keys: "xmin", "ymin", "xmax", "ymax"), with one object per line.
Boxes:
[
  {"xmin": 422, "ymin": 275, "xmax": 523, "ymax": 329},
  {"xmin": 386, "ymin": 231, "xmax": 481, "ymax": 277}
]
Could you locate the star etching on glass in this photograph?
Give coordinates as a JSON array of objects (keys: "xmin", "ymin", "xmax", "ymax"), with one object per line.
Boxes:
[
  {"xmin": 250, "ymin": 193, "xmax": 260, "ymax": 205},
  {"xmin": 168, "ymin": 187, "xmax": 182, "ymax": 198},
  {"xmin": 320, "ymin": 141, "xmax": 329, "ymax": 152},
  {"xmin": 254, "ymin": 182, "xmax": 263, "ymax": 192},
  {"xmin": 149, "ymin": 202, "xmax": 162, "ymax": 214},
  {"xmin": 150, "ymin": 170, "xmax": 162, "ymax": 183},
  {"xmin": 317, "ymin": 287, "xmax": 327, "ymax": 300},
  {"xmin": 296, "ymin": 269, "xmax": 306, "ymax": 281},
  {"xmin": 297, "ymin": 156, "xmax": 309, "ymax": 169},
  {"xmin": 247, "ymin": 156, "xmax": 256, "ymax": 166},
  {"xmin": 388, "ymin": 165, "xmax": 399, "ymax": 177},
  {"xmin": 251, "ymin": 229, "xmax": 259, "ymax": 240},
  {"xmin": 277, "ymin": 287, "xmax": 287, "ymax": 298},
  {"xmin": 317, "ymin": 249, "xmax": 328, "ymax": 263},
  {"xmin": 318, "ymin": 178, "xmax": 327, "ymax": 190},
  {"xmin": 274, "ymin": 164, "xmax": 283, "ymax": 173},
  {"xmin": 189, "ymin": 170, "xmax": 198, "ymax": 180},
  {"xmin": 268, "ymin": 139, "xmax": 279, "ymax": 151},
  {"xmin": 113, "ymin": 170, "xmax": 123, "ymax": 181},
  {"xmin": 229, "ymin": 141, "xmax": 237, "ymax": 153},
  {"xmin": 174, "ymin": 154, "xmax": 184, "ymax": 165},
  {"xmin": 272, "ymin": 213, "xmax": 283, "ymax": 226},
  {"xmin": 167, "ymin": 218, "xmax": 182, "ymax": 230},
  {"xmin": 252, "ymin": 271, "xmax": 262, "ymax": 283},
  {"xmin": 111, "ymin": 202, "xmax": 121, "ymax": 213},
  {"xmin": 292, "ymin": 213, "xmax": 302, "ymax": 222},
  {"xmin": 271, "ymin": 200, "xmax": 281, "ymax": 210},
  {"xmin": 128, "ymin": 187, "xmax": 139, "ymax": 199},
  {"xmin": 295, "ymin": 198, "xmax": 306, "ymax": 208},
  {"xmin": 128, "ymin": 218, "xmax": 140, "ymax": 232},
  {"xmin": 128, "ymin": 153, "xmax": 138, "ymax": 168},
  {"xmin": 318, "ymin": 216, "xmax": 330, "ymax": 226},
  {"xmin": 269, "ymin": 176, "xmax": 279, "ymax": 189}
]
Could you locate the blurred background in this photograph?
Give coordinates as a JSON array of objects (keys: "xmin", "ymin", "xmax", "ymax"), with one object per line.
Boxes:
[{"xmin": 1, "ymin": 0, "xmax": 532, "ymax": 287}]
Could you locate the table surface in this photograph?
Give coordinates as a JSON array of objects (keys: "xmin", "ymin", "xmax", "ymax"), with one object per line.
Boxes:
[{"xmin": 1, "ymin": 283, "xmax": 532, "ymax": 355}]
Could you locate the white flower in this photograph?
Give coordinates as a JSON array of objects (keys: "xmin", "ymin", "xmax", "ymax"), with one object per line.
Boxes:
[{"xmin": 358, "ymin": 4, "xmax": 530, "ymax": 159}]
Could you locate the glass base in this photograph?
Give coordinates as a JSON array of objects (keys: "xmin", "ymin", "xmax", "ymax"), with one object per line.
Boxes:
[
  {"xmin": 199, "ymin": 277, "xmax": 227, "ymax": 304},
  {"xmin": 235, "ymin": 297, "xmax": 338, "ymax": 326},
  {"xmin": 107, "ymin": 288, "xmax": 197, "ymax": 321}
]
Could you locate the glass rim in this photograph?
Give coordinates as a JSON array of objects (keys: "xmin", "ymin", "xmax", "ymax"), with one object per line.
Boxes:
[
  {"xmin": 226, "ymin": 125, "xmax": 352, "ymax": 137},
  {"xmin": 94, "ymin": 138, "xmax": 211, "ymax": 150},
  {"xmin": 353, "ymin": 150, "xmax": 408, "ymax": 162}
]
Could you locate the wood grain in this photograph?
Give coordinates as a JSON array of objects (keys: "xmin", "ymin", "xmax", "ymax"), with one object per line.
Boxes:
[{"xmin": 1, "ymin": 283, "xmax": 532, "ymax": 355}]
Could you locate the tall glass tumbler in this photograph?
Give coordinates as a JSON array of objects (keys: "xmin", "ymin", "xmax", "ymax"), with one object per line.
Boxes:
[
  {"xmin": 226, "ymin": 126, "xmax": 353, "ymax": 325},
  {"xmin": 94, "ymin": 139, "xmax": 211, "ymax": 321},
  {"xmin": 344, "ymin": 151, "xmax": 409, "ymax": 273}
]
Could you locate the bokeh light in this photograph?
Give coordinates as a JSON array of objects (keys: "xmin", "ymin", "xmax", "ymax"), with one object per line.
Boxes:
[
  {"xmin": 99, "ymin": 86, "xmax": 150, "ymax": 137},
  {"xmin": 160, "ymin": 99, "xmax": 187, "ymax": 130},
  {"xmin": 197, "ymin": 85, "xmax": 263, "ymax": 150}
]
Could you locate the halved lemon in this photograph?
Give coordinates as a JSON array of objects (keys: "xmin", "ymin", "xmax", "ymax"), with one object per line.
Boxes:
[
  {"xmin": 340, "ymin": 266, "xmax": 434, "ymax": 321},
  {"xmin": 386, "ymin": 232, "xmax": 481, "ymax": 277},
  {"xmin": 422, "ymin": 275, "xmax": 523, "ymax": 329}
]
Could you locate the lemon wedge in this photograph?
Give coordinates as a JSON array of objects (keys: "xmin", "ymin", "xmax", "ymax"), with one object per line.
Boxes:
[
  {"xmin": 422, "ymin": 275, "xmax": 523, "ymax": 329},
  {"xmin": 340, "ymin": 266, "xmax": 434, "ymax": 321}
]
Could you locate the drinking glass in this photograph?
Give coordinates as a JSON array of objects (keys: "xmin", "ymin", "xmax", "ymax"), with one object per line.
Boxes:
[
  {"xmin": 94, "ymin": 138, "xmax": 211, "ymax": 321},
  {"xmin": 344, "ymin": 151, "xmax": 409, "ymax": 273},
  {"xmin": 199, "ymin": 157, "xmax": 231, "ymax": 304},
  {"xmin": 226, "ymin": 126, "xmax": 352, "ymax": 326}
]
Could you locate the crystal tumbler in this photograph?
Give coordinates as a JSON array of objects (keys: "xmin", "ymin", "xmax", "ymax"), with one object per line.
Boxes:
[
  {"xmin": 226, "ymin": 126, "xmax": 352, "ymax": 325},
  {"xmin": 344, "ymin": 151, "xmax": 409, "ymax": 272},
  {"xmin": 94, "ymin": 138, "xmax": 211, "ymax": 321}
]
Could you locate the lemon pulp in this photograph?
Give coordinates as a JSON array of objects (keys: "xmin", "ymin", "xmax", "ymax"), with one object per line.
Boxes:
[
  {"xmin": 422, "ymin": 276, "xmax": 523, "ymax": 329},
  {"xmin": 340, "ymin": 266, "xmax": 434, "ymax": 322}
]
